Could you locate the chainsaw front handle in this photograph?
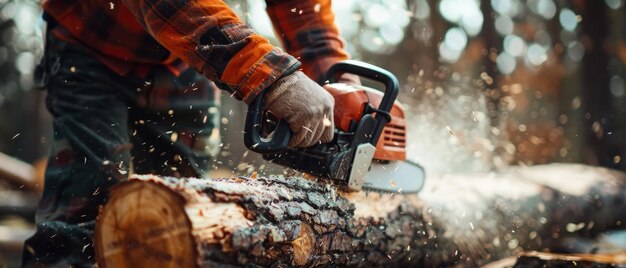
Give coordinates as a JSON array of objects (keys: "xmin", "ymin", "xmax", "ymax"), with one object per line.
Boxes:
[{"xmin": 244, "ymin": 89, "xmax": 292, "ymax": 153}]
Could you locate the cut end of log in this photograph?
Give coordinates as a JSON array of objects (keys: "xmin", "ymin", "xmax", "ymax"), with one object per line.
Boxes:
[
  {"xmin": 292, "ymin": 223, "xmax": 314, "ymax": 266},
  {"xmin": 95, "ymin": 180, "xmax": 197, "ymax": 268},
  {"xmin": 95, "ymin": 176, "xmax": 257, "ymax": 267}
]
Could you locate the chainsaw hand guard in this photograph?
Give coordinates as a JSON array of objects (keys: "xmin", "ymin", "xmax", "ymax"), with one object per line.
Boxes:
[{"xmin": 243, "ymin": 89, "xmax": 291, "ymax": 154}]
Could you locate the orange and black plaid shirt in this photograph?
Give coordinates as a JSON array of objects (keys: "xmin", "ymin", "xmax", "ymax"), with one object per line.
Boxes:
[{"xmin": 42, "ymin": 0, "xmax": 349, "ymax": 103}]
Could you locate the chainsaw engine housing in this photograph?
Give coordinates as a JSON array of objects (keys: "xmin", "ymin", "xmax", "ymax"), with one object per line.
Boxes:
[{"xmin": 325, "ymin": 83, "xmax": 407, "ymax": 161}]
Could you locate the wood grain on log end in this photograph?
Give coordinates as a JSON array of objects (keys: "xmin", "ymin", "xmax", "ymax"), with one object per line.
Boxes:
[
  {"xmin": 94, "ymin": 180, "xmax": 196, "ymax": 267},
  {"xmin": 292, "ymin": 223, "xmax": 314, "ymax": 266}
]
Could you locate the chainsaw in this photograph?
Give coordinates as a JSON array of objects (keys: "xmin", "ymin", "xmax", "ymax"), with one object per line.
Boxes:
[{"xmin": 244, "ymin": 60, "xmax": 425, "ymax": 193}]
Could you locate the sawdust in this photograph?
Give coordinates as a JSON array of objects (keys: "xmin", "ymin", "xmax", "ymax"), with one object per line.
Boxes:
[{"xmin": 339, "ymin": 191, "xmax": 422, "ymax": 219}]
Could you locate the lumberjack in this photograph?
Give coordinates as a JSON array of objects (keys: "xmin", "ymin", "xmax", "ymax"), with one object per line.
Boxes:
[{"xmin": 23, "ymin": 0, "xmax": 355, "ymax": 266}]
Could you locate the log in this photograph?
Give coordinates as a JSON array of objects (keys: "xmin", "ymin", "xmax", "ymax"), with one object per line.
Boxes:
[
  {"xmin": 94, "ymin": 164, "xmax": 626, "ymax": 267},
  {"xmin": 0, "ymin": 225, "xmax": 36, "ymax": 264},
  {"xmin": 0, "ymin": 152, "xmax": 37, "ymax": 191},
  {"xmin": 482, "ymin": 252, "xmax": 626, "ymax": 268},
  {"xmin": 512, "ymin": 252, "xmax": 626, "ymax": 268},
  {"xmin": 0, "ymin": 190, "xmax": 38, "ymax": 220}
]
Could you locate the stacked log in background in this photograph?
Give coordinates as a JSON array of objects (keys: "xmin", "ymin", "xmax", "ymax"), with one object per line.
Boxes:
[{"xmin": 95, "ymin": 164, "xmax": 626, "ymax": 267}]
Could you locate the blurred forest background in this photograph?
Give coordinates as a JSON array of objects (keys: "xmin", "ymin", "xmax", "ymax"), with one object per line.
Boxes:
[{"xmin": 1, "ymin": 0, "xmax": 626, "ymax": 264}]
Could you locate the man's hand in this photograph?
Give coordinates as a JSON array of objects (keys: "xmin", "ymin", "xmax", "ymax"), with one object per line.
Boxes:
[{"xmin": 264, "ymin": 71, "xmax": 335, "ymax": 148}]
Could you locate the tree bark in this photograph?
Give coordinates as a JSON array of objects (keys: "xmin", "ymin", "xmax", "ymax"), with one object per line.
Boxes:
[
  {"xmin": 0, "ymin": 152, "xmax": 36, "ymax": 191},
  {"xmin": 512, "ymin": 252, "xmax": 625, "ymax": 268},
  {"xmin": 95, "ymin": 164, "xmax": 626, "ymax": 267}
]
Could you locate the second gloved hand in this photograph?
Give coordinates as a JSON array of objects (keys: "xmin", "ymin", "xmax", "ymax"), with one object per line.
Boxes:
[{"xmin": 264, "ymin": 71, "xmax": 335, "ymax": 147}]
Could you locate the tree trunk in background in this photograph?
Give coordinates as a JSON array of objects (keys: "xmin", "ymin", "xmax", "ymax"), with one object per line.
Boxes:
[
  {"xmin": 480, "ymin": 0, "xmax": 501, "ymax": 128},
  {"xmin": 581, "ymin": 1, "xmax": 623, "ymax": 170},
  {"xmin": 96, "ymin": 164, "xmax": 626, "ymax": 267}
]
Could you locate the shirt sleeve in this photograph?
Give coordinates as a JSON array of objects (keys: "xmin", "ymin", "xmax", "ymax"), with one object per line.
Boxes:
[
  {"xmin": 120, "ymin": 0, "xmax": 301, "ymax": 104},
  {"xmin": 266, "ymin": 0, "xmax": 350, "ymax": 83}
]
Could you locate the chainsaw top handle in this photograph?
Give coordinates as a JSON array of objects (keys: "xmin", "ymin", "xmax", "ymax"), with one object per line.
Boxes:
[
  {"xmin": 325, "ymin": 60, "xmax": 399, "ymax": 114},
  {"xmin": 325, "ymin": 60, "xmax": 399, "ymax": 146},
  {"xmin": 244, "ymin": 60, "xmax": 399, "ymax": 153}
]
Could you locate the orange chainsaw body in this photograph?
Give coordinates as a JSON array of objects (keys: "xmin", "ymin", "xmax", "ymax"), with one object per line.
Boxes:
[{"xmin": 324, "ymin": 83, "xmax": 407, "ymax": 161}]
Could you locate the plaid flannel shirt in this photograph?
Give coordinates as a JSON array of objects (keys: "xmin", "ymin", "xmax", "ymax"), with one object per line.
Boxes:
[{"xmin": 42, "ymin": 0, "xmax": 350, "ymax": 103}]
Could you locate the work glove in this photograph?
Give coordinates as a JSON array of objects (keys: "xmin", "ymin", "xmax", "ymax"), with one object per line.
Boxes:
[{"xmin": 265, "ymin": 71, "xmax": 335, "ymax": 148}]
